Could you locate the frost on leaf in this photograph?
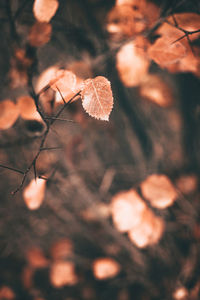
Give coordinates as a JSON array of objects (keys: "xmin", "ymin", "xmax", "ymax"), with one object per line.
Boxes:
[
  {"xmin": 92, "ymin": 257, "xmax": 120, "ymax": 280},
  {"xmin": 50, "ymin": 261, "xmax": 78, "ymax": 288},
  {"xmin": 128, "ymin": 209, "xmax": 164, "ymax": 248},
  {"xmin": 111, "ymin": 189, "xmax": 146, "ymax": 232},
  {"xmin": 28, "ymin": 22, "xmax": 52, "ymax": 47},
  {"xmin": 140, "ymin": 174, "xmax": 177, "ymax": 209},
  {"xmin": 23, "ymin": 177, "xmax": 46, "ymax": 210},
  {"xmin": 33, "ymin": 0, "xmax": 59, "ymax": 23},
  {"xmin": 0, "ymin": 100, "xmax": 19, "ymax": 130},
  {"xmin": 17, "ymin": 96, "xmax": 42, "ymax": 121},
  {"xmin": 81, "ymin": 76, "xmax": 113, "ymax": 121},
  {"xmin": 116, "ymin": 38, "xmax": 150, "ymax": 87}
]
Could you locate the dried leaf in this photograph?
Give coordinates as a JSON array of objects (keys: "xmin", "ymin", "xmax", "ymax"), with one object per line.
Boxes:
[
  {"xmin": 173, "ymin": 287, "xmax": 188, "ymax": 300},
  {"xmin": 28, "ymin": 22, "xmax": 52, "ymax": 47},
  {"xmin": 50, "ymin": 261, "xmax": 78, "ymax": 287},
  {"xmin": 175, "ymin": 174, "xmax": 198, "ymax": 195},
  {"xmin": 33, "ymin": 0, "xmax": 59, "ymax": 22},
  {"xmin": 148, "ymin": 36, "xmax": 187, "ymax": 67},
  {"xmin": 23, "ymin": 177, "xmax": 46, "ymax": 210},
  {"xmin": 0, "ymin": 286, "xmax": 15, "ymax": 300},
  {"xmin": 139, "ymin": 74, "xmax": 174, "ymax": 107},
  {"xmin": 168, "ymin": 13, "xmax": 200, "ymax": 41},
  {"xmin": 50, "ymin": 238, "xmax": 73, "ymax": 260},
  {"xmin": 128, "ymin": 209, "xmax": 164, "ymax": 248},
  {"xmin": 0, "ymin": 100, "xmax": 19, "ymax": 130},
  {"xmin": 111, "ymin": 189, "xmax": 146, "ymax": 232},
  {"xmin": 81, "ymin": 76, "xmax": 113, "ymax": 121},
  {"xmin": 166, "ymin": 46, "xmax": 200, "ymax": 76},
  {"xmin": 92, "ymin": 257, "xmax": 120, "ymax": 280},
  {"xmin": 116, "ymin": 38, "xmax": 150, "ymax": 87},
  {"xmin": 107, "ymin": 0, "xmax": 160, "ymax": 40},
  {"xmin": 140, "ymin": 174, "xmax": 177, "ymax": 209},
  {"xmin": 107, "ymin": 5, "xmax": 146, "ymax": 38},
  {"xmin": 26, "ymin": 247, "xmax": 49, "ymax": 268},
  {"xmin": 17, "ymin": 96, "xmax": 42, "ymax": 121},
  {"xmin": 22, "ymin": 266, "xmax": 34, "ymax": 289},
  {"xmin": 50, "ymin": 69, "xmax": 78, "ymax": 104}
]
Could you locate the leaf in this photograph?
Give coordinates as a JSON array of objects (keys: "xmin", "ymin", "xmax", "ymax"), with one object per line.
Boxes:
[
  {"xmin": 0, "ymin": 100, "xmax": 19, "ymax": 130},
  {"xmin": 148, "ymin": 36, "xmax": 187, "ymax": 67},
  {"xmin": 23, "ymin": 177, "xmax": 46, "ymax": 210},
  {"xmin": 81, "ymin": 76, "xmax": 113, "ymax": 121},
  {"xmin": 28, "ymin": 22, "xmax": 52, "ymax": 47},
  {"xmin": 140, "ymin": 174, "xmax": 177, "ymax": 209},
  {"xmin": 116, "ymin": 38, "xmax": 150, "ymax": 87},
  {"xmin": 50, "ymin": 69, "xmax": 78, "ymax": 104},
  {"xmin": 50, "ymin": 261, "xmax": 78, "ymax": 287},
  {"xmin": 167, "ymin": 13, "xmax": 200, "ymax": 41},
  {"xmin": 92, "ymin": 258, "xmax": 120, "ymax": 280},
  {"xmin": 17, "ymin": 95, "xmax": 42, "ymax": 121},
  {"xmin": 139, "ymin": 74, "xmax": 174, "ymax": 107},
  {"xmin": 33, "ymin": 0, "xmax": 59, "ymax": 23},
  {"xmin": 128, "ymin": 209, "xmax": 164, "ymax": 248},
  {"xmin": 111, "ymin": 189, "xmax": 146, "ymax": 232}
]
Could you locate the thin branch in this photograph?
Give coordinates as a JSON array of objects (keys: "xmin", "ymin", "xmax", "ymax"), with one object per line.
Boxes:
[
  {"xmin": 10, "ymin": 90, "xmax": 81, "ymax": 194},
  {"xmin": 0, "ymin": 164, "xmax": 24, "ymax": 175}
]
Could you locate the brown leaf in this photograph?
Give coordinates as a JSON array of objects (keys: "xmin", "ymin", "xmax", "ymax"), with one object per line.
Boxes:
[
  {"xmin": 148, "ymin": 36, "xmax": 187, "ymax": 67},
  {"xmin": 50, "ymin": 238, "xmax": 73, "ymax": 260},
  {"xmin": 139, "ymin": 74, "xmax": 174, "ymax": 107},
  {"xmin": 23, "ymin": 177, "xmax": 46, "ymax": 210},
  {"xmin": 81, "ymin": 76, "xmax": 113, "ymax": 121},
  {"xmin": 167, "ymin": 13, "xmax": 200, "ymax": 41},
  {"xmin": 140, "ymin": 174, "xmax": 177, "ymax": 209},
  {"xmin": 17, "ymin": 95, "xmax": 42, "ymax": 121},
  {"xmin": 128, "ymin": 209, "xmax": 164, "ymax": 248},
  {"xmin": 50, "ymin": 261, "xmax": 78, "ymax": 287},
  {"xmin": 111, "ymin": 189, "xmax": 146, "ymax": 232},
  {"xmin": 0, "ymin": 100, "xmax": 19, "ymax": 130},
  {"xmin": 25, "ymin": 247, "xmax": 49, "ymax": 268},
  {"xmin": 33, "ymin": 0, "xmax": 59, "ymax": 23},
  {"xmin": 116, "ymin": 38, "xmax": 150, "ymax": 87},
  {"xmin": 28, "ymin": 22, "xmax": 52, "ymax": 47},
  {"xmin": 92, "ymin": 257, "xmax": 120, "ymax": 280},
  {"xmin": 50, "ymin": 69, "xmax": 78, "ymax": 104}
]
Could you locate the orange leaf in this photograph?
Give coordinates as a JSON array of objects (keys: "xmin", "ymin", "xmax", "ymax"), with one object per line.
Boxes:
[
  {"xmin": 33, "ymin": 0, "xmax": 59, "ymax": 23},
  {"xmin": 140, "ymin": 174, "xmax": 177, "ymax": 209},
  {"xmin": 167, "ymin": 13, "xmax": 200, "ymax": 41},
  {"xmin": 17, "ymin": 95, "xmax": 42, "ymax": 121},
  {"xmin": 92, "ymin": 258, "xmax": 120, "ymax": 280},
  {"xmin": 28, "ymin": 22, "xmax": 52, "ymax": 47},
  {"xmin": 50, "ymin": 238, "xmax": 73, "ymax": 260},
  {"xmin": 50, "ymin": 69, "xmax": 78, "ymax": 104},
  {"xmin": 0, "ymin": 100, "xmax": 19, "ymax": 130},
  {"xmin": 111, "ymin": 189, "xmax": 146, "ymax": 232},
  {"xmin": 148, "ymin": 36, "xmax": 187, "ymax": 67},
  {"xmin": 23, "ymin": 177, "xmax": 46, "ymax": 210},
  {"xmin": 81, "ymin": 76, "xmax": 113, "ymax": 121},
  {"xmin": 128, "ymin": 209, "xmax": 164, "ymax": 248},
  {"xmin": 50, "ymin": 261, "xmax": 78, "ymax": 287},
  {"xmin": 139, "ymin": 74, "xmax": 174, "ymax": 107},
  {"xmin": 116, "ymin": 39, "xmax": 150, "ymax": 87}
]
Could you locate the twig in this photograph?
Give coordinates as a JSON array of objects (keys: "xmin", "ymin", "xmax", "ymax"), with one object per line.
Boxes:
[{"xmin": 0, "ymin": 164, "xmax": 24, "ymax": 175}]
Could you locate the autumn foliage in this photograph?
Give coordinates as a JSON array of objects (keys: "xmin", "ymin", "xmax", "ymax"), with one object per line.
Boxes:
[{"xmin": 0, "ymin": 0, "xmax": 200, "ymax": 299}]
